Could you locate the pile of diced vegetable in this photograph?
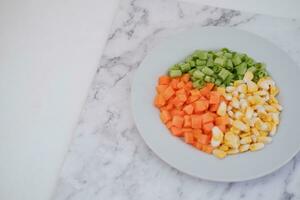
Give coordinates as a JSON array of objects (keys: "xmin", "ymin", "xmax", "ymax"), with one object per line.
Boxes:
[
  {"xmin": 168, "ymin": 48, "xmax": 268, "ymax": 89},
  {"xmin": 154, "ymin": 48, "xmax": 282, "ymax": 159}
]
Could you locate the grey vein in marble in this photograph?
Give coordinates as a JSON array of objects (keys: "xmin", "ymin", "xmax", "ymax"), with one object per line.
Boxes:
[{"xmin": 52, "ymin": 0, "xmax": 300, "ymax": 200}]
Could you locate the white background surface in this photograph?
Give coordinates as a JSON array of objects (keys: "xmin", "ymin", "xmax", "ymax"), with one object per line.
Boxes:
[
  {"xmin": 0, "ymin": 0, "xmax": 119, "ymax": 200},
  {"xmin": 0, "ymin": 0, "xmax": 299, "ymax": 200},
  {"xmin": 181, "ymin": 0, "xmax": 300, "ymax": 19}
]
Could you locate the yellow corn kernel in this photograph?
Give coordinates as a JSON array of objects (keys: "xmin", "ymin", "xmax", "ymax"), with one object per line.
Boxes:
[
  {"xmin": 234, "ymin": 80, "xmax": 244, "ymax": 87},
  {"xmin": 239, "ymin": 144, "xmax": 250, "ymax": 152},
  {"xmin": 271, "ymin": 103, "xmax": 283, "ymax": 111},
  {"xmin": 226, "ymin": 86, "xmax": 235, "ymax": 93},
  {"xmin": 245, "ymin": 107, "xmax": 254, "ymax": 119},
  {"xmin": 258, "ymin": 136, "xmax": 272, "ymax": 144},
  {"xmin": 234, "ymin": 111, "xmax": 243, "ymax": 120},
  {"xmin": 240, "ymin": 99, "xmax": 248, "ymax": 111},
  {"xmin": 237, "ymin": 84, "xmax": 247, "ymax": 93},
  {"xmin": 270, "ymin": 125, "xmax": 277, "ymax": 136},
  {"xmin": 227, "ymin": 149, "xmax": 239, "ymax": 155},
  {"xmin": 219, "ymin": 144, "xmax": 229, "ymax": 151},
  {"xmin": 240, "ymin": 136, "xmax": 252, "ymax": 144},
  {"xmin": 233, "ymin": 120, "xmax": 248, "ymax": 132},
  {"xmin": 258, "ymin": 77, "xmax": 275, "ymax": 90},
  {"xmin": 270, "ymin": 86, "xmax": 279, "ymax": 96},
  {"xmin": 213, "ymin": 149, "xmax": 227, "ymax": 159},
  {"xmin": 251, "ymin": 135, "xmax": 258, "ymax": 143},
  {"xmin": 224, "ymin": 93, "xmax": 233, "ymax": 101},
  {"xmin": 224, "ymin": 132, "xmax": 240, "ymax": 149},
  {"xmin": 247, "ymin": 81, "xmax": 258, "ymax": 93},
  {"xmin": 270, "ymin": 113, "xmax": 280, "ymax": 125},
  {"xmin": 230, "ymin": 127, "xmax": 240, "ymax": 134},
  {"xmin": 231, "ymin": 97, "xmax": 240, "ymax": 109},
  {"xmin": 217, "ymin": 87, "xmax": 226, "ymax": 96},
  {"xmin": 257, "ymin": 90, "xmax": 268, "ymax": 96},
  {"xmin": 232, "ymin": 90, "xmax": 239, "ymax": 97},
  {"xmin": 217, "ymin": 101, "xmax": 227, "ymax": 117},
  {"xmin": 268, "ymin": 96, "xmax": 279, "ymax": 104},
  {"xmin": 241, "ymin": 117, "xmax": 250, "ymax": 125},
  {"xmin": 250, "ymin": 143, "xmax": 265, "ymax": 151},
  {"xmin": 239, "ymin": 132, "xmax": 251, "ymax": 138},
  {"xmin": 250, "ymin": 95, "xmax": 264, "ymax": 105},
  {"xmin": 243, "ymin": 71, "xmax": 254, "ymax": 82},
  {"xmin": 259, "ymin": 131, "xmax": 269, "ymax": 137},
  {"xmin": 228, "ymin": 110, "xmax": 234, "ymax": 118},
  {"xmin": 265, "ymin": 105, "xmax": 277, "ymax": 113},
  {"xmin": 258, "ymin": 113, "xmax": 272, "ymax": 122},
  {"xmin": 211, "ymin": 126, "xmax": 224, "ymax": 147}
]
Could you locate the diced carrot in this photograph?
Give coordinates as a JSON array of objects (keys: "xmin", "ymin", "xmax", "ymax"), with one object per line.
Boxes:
[
  {"xmin": 217, "ymin": 124, "xmax": 227, "ymax": 133},
  {"xmin": 170, "ymin": 78, "xmax": 180, "ymax": 89},
  {"xmin": 177, "ymin": 93, "xmax": 187, "ymax": 103},
  {"xmin": 202, "ymin": 112, "xmax": 215, "ymax": 124},
  {"xmin": 191, "ymin": 115, "xmax": 202, "ymax": 129},
  {"xmin": 183, "ymin": 115, "xmax": 191, "ymax": 128},
  {"xmin": 177, "ymin": 81, "xmax": 185, "ymax": 89},
  {"xmin": 158, "ymin": 76, "xmax": 171, "ymax": 85},
  {"xmin": 187, "ymin": 95, "xmax": 200, "ymax": 104},
  {"xmin": 200, "ymin": 83, "xmax": 214, "ymax": 97},
  {"xmin": 215, "ymin": 116, "xmax": 229, "ymax": 126},
  {"xmin": 160, "ymin": 110, "xmax": 171, "ymax": 123},
  {"xmin": 190, "ymin": 89, "xmax": 201, "ymax": 96},
  {"xmin": 176, "ymin": 88, "xmax": 186, "ymax": 95},
  {"xmin": 209, "ymin": 103, "xmax": 219, "ymax": 112},
  {"xmin": 171, "ymin": 127, "xmax": 183, "ymax": 137},
  {"xmin": 184, "ymin": 132, "xmax": 194, "ymax": 144},
  {"xmin": 202, "ymin": 145, "xmax": 213, "ymax": 154},
  {"xmin": 171, "ymin": 109, "xmax": 185, "ymax": 117},
  {"xmin": 193, "ymin": 128, "xmax": 203, "ymax": 135},
  {"xmin": 184, "ymin": 82, "xmax": 193, "ymax": 90},
  {"xmin": 165, "ymin": 103, "xmax": 174, "ymax": 111},
  {"xmin": 195, "ymin": 142, "xmax": 203, "ymax": 150},
  {"xmin": 166, "ymin": 121, "xmax": 172, "ymax": 129},
  {"xmin": 162, "ymin": 86, "xmax": 175, "ymax": 100},
  {"xmin": 203, "ymin": 122, "xmax": 214, "ymax": 134},
  {"xmin": 209, "ymin": 91, "xmax": 221, "ymax": 104},
  {"xmin": 181, "ymin": 73, "xmax": 190, "ymax": 83},
  {"xmin": 182, "ymin": 128, "xmax": 192, "ymax": 133},
  {"xmin": 156, "ymin": 85, "xmax": 168, "ymax": 94},
  {"xmin": 183, "ymin": 104, "xmax": 194, "ymax": 115},
  {"xmin": 198, "ymin": 134, "xmax": 211, "ymax": 145},
  {"xmin": 172, "ymin": 115, "xmax": 184, "ymax": 128},
  {"xmin": 175, "ymin": 103, "xmax": 184, "ymax": 110},
  {"xmin": 154, "ymin": 94, "xmax": 166, "ymax": 108},
  {"xmin": 171, "ymin": 96, "xmax": 182, "ymax": 106},
  {"xmin": 194, "ymin": 99, "xmax": 209, "ymax": 113}
]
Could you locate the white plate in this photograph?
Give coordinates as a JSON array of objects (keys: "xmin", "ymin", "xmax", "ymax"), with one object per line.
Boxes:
[{"xmin": 131, "ymin": 27, "xmax": 300, "ymax": 182}]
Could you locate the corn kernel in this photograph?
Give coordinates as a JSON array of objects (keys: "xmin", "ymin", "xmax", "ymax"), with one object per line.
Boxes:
[
  {"xmin": 243, "ymin": 71, "xmax": 254, "ymax": 82},
  {"xmin": 230, "ymin": 127, "xmax": 240, "ymax": 134},
  {"xmin": 265, "ymin": 105, "xmax": 277, "ymax": 113},
  {"xmin": 257, "ymin": 90, "xmax": 268, "ymax": 96},
  {"xmin": 239, "ymin": 144, "xmax": 250, "ymax": 152},
  {"xmin": 271, "ymin": 104, "xmax": 283, "ymax": 111},
  {"xmin": 233, "ymin": 120, "xmax": 248, "ymax": 132},
  {"xmin": 213, "ymin": 149, "xmax": 227, "ymax": 159},
  {"xmin": 224, "ymin": 132, "xmax": 240, "ymax": 149},
  {"xmin": 258, "ymin": 113, "xmax": 272, "ymax": 122},
  {"xmin": 217, "ymin": 87, "xmax": 226, "ymax": 95},
  {"xmin": 234, "ymin": 80, "xmax": 244, "ymax": 87},
  {"xmin": 231, "ymin": 97, "xmax": 240, "ymax": 109},
  {"xmin": 239, "ymin": 132, "xmax": 251, "ymax": 138},
  {"xmin": 270, "ymin": 125, "xmax": 277, "ymax": 136},
  {"xmin": 237, "ymin": 84, "xmax": 247, "ymax": 93},
  {"xmin": 240, "ymin": 136, "xmax": 252, "ymax": 144},
  {"xmin": 259, "ymin": 131, "xmax": 269, "ymax": 137},
  {"xmin": 234, "ymin": 111, "xmax": 243, "ymax": 120},
  {"xmin": 226, "ymin": 86, "xmax": 235, "ymax": 93},
  {"xmin": 258, "ymin": 136, "xmax": 272, "ymax": 144},
  {"xmin": 245, "ymin": 107, "xmax": 254, "ymax": 119},
  {"xmin": 228, "ymin": 110, "xmax": 234, "ymax": 118},
  {"xmin": 250, "ymin": 143, "xmax": 265, "ymax": 151},
  {"xmin": 219, "ymin": 144, "xmax": 229, "ymax": 151},
  {"xmin": 247, "ymin": 81, "xmax": 258, "ymax": 93},
  {"xmin": 268, "ymin": 96, "xmax": 279, "ymax": 104},
  {"xmin": 217, "ymin": 101, "xmax": 227, "ymax": 117},
  {"xmin": 227, "ymin": 149, "xmax": 239, "ymax": 155},
  {"xmin": 224, "ymin": 94, "xmax": 232, "ymax": 101},
  {"xmin": 270, "ymin": 86, "xmax": 279, "ymax": 96},
  {"xmin": 270, "ymin": 113, "xmax": 279, "ymax": 125}
]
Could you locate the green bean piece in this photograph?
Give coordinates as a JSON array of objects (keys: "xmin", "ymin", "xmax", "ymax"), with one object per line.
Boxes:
[
  {"xmin": 202, "ymin": 66, "xmax": 214, "ymax": 76},
  {"xmin": 193, "ymin": 79, "xmax": 204, "ymax": 89},
  {"xmin": 232, "ymin": 54, "xmax": 242, "ymax": 66},
  {"xmin": 169, "ymin": 69, "xmax": 182, "ymax": 77},
  {"xmin": 218, "ymin": 68, "xmax": 231, "ymax": 80},
  {"xmin": 193, "ymin": 70, "xmax": 205, "ymax": 79},
  {"xmin": 214, "ymin": 57, "xmax": 226, "ymax": 66},
  {"xmin": 236, "ymin": 62, "xmax": 247, "ymax": 75},
  {"xmin": 179, "ymin": 63, "xmax": 191, "ymax": 73}
]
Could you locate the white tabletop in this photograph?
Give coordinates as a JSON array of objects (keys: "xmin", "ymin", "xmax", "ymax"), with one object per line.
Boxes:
[{"xmin": 0, "ymin": 0, "xmax": 119, "ymax": 199}]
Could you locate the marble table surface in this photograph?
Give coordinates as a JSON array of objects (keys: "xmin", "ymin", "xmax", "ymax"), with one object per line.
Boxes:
[{"xmin": 53, "ymin": 0, "xmax": 300, "ymax": 199}]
